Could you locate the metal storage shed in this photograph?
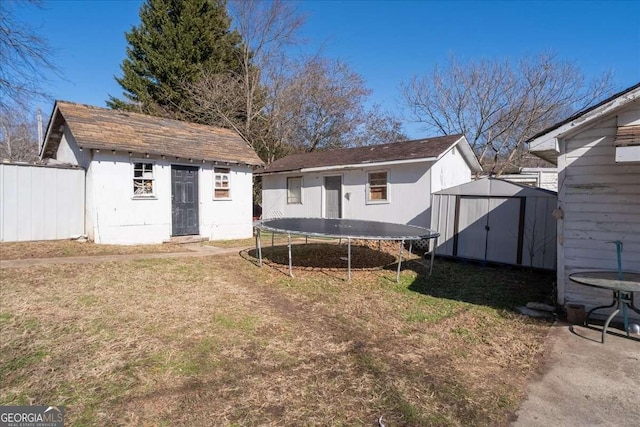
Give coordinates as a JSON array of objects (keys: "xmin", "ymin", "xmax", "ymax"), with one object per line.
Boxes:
[{"xmin": 430, "ymin": 177, "xmax": 557, "ymax": 269}]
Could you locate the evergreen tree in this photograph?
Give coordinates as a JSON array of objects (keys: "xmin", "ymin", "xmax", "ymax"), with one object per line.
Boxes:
[{"xmin": 107, "ymin": 0, "xmax": 244, "ymax": 119}]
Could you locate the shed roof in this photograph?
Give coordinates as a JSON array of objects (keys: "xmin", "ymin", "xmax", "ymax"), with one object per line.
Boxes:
[
  {"xmin": 434, "ymin": 177, "xmax": 557, "ymax": 197},
  {"xmin": 256, "ymin": 134, "xmax": 481, "ymax": 174},
  {"xmin": 40, "ymin": 101, "xmax": 264, "ymax": 166}
]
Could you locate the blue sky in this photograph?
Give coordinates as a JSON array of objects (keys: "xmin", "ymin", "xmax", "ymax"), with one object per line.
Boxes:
[{"xmin": 14, "ymin": 0, "xmax": 640, "ymax": 138}]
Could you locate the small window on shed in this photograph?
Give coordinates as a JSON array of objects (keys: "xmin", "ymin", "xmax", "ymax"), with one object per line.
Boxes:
[
  {"xmin": 133, "ymin": 162, "xmax": 154, "ymax": 197},
  {"xmin": 368, "ymin": 171, "xmax": 388, "ymax": 202},
  {"xmin": 287, "ymin": 176, "xmax": 302, "ymax": 204},
  {"xmin": 214, "ymin": 167, "xmax": 231, "ymax": 199}
]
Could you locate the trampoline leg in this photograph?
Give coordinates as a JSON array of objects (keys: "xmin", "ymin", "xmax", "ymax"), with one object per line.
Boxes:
[
  {"xmin": 378, "ymin": 240, "xmax": 381, "ymax": 251},
  {"xmin": 271, "ymin": 232, "xmax": 274, "ymax": 249},
  {"xmin": 256, "ymin": 229, "xmax": 263, "ymax": 267},
  {"xmin": 348, "ymin": 237, "xmax": 351, "ymax": 281},
  {"xmin": 429, "ymin": 236, "xmax": 437, "ymax": 276},
  {"xmin": 287, "ymin": 233, "xmax": 293, "ymax": 277},
  {"xmin": 396, "ymin": 239, "xmax": 404, "ymax": 283}
]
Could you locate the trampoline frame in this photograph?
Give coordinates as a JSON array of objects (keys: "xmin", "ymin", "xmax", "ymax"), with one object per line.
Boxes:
[{"xmin": 253, "ymin": 218, "xmax": 440, "ymax": 282}]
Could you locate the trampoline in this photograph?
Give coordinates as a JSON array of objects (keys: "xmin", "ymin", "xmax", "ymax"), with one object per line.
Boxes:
[{"xmin": 253, "ymin": 217, "xmax": 440, "ymax": 281}]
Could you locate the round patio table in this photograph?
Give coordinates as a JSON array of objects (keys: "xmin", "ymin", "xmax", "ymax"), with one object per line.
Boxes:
[{"xmin": 568, "ymin": 271, "xmax": 640, "ymax": 343}]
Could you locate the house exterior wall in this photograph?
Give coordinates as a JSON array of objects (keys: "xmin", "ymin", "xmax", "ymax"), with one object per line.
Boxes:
[
  {"xmin": 499, "ymin": 168, "xmax": 559, "ymax": 192},
  {"xmin": 56, "ymin": 127, "xmax": 91, "ymax": 167},
  {"xmin": 86, "ymin": 153, "xmax": 254, "ymax": 244},
  {"xmin": 429, "ymin": 146, "xmax": 473, "ymax": 193},
  {"xmin": 558, "ymin": 106, "xmax": 640, "ymax": 320},
  {"xmin": 538, "ymin": 170, "xmax": 559, "ymax": 192},
  {"xmin": 54, "ymin": 133, "xmax": 254, "ymax": 245},
  {"xmin": 0, "ymin": 163, "xmax": 85, "ymax": 242},
  {"xmin": 262, "ymin": 161, "xmax": 435, "ymax": 227}
]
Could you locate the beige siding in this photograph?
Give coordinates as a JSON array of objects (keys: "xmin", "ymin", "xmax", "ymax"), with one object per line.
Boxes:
[{"xmin": 559, "ymin": 113, "xmax": 640, "ymax": 320}]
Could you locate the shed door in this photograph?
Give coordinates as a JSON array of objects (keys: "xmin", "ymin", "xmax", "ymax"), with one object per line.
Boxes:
[
  {"xmin": 455, "ymin": 196, "xmax": 522, "ymax": 264},
  {"xmin": 324, "ymin": 176, "xmax": 342, "ymax": 218},
  {"xmin": 171, "ymin": 165, "xmax": 199, "ymax": 236},
  {"xmin": 485, "ymin": 198, "xmax": 521, "ymax": 264},
  {"xmin": 456, "ymin": 197, "xmax": 490, "ymax": 260}
]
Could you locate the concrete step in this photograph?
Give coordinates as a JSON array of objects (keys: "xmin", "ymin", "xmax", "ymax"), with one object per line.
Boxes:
[{"xmin": 165, "ymin": 235, "xmax": 209, "ymax": 245}]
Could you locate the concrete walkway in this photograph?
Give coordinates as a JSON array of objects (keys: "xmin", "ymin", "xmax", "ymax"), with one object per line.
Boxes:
[
  {"xmin": 513, "ymin": 322, "xmax": 640, "ymax": 426},
  {"xmin": 0, "ymin": 244, "xmax": 248, "ymax": 268}
]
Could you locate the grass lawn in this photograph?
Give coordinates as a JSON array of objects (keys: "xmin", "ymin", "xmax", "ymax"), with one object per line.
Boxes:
[
  {"xmin": 0, "ymin": 240, "xmax": 189, "ymax": 260},
  {"xmin": 0, "ymin": 243, "xmax": 554, "ymax": 426}
]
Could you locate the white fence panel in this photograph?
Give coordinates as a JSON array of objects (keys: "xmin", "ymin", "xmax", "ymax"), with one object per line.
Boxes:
[{"xmin": 0, "ymin": 163, "xmax": 85, "ymax": 241}]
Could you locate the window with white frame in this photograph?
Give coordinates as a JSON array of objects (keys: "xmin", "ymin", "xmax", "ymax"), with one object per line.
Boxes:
[
  {"xmin": 367, "ymin": 171, "xmax": 388, "ymax": 202},
  {"xmin": 133, "ymin": 162, "xmax": 154, "ymax": 197},
  {"xmin": 214, "ymin": 167, "xmax": 231, "ymax": 199},
  {"xmin": 287, "ymin": 176, "xmax": 302, "ymax": 204}
]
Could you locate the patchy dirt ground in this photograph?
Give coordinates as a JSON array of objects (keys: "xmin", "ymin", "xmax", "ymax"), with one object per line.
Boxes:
[
  {"xmin": 0, "ymin": 245, "xmax": 554, "ymax": 426},
  {"xmin": 0, "ymin": 240, "xmax": 188, "ymax": 260},
  {"xmin": 248, "ymin": 241, "xmax": 400, "ymax": 271}
]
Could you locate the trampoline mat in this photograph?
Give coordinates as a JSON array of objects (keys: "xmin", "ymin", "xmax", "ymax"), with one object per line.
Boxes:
[{"xmin": 255, "ymin": 217, "xmax": 439, "ymax": 240}]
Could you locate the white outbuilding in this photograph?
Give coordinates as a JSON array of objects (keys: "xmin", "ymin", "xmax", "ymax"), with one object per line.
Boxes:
[
  {"xmin": 528, "ymin": 82, "xmax": 640, "ymax": 321},
  {"xmin": 30, "ymin": 100, "xmax": 264, "ymax": 244},
  {"xmin": 256, "ymin": 135, "xmax": 482, "ymax": 229},
  {"xmin": 430, "ymin": 177, "xmax": 557, "ymax": 269}
]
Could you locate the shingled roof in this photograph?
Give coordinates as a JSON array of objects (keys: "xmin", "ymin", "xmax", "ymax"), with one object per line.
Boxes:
[
  {"xmin": 257, "ymin": 134, "xmax": 472, "ymax": 174},
  {"xmin": 41, "ymin": 101, "xmax": 264, "ymax": 166}
]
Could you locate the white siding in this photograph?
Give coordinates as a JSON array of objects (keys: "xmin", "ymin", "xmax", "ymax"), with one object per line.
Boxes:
[
  {"xmin": 430, "ymin": 146, "xmax": 473, "ymax": 193},
  {"xmin": 559, "ymin": 112, "xmax": 640, "ymax": 320},
  {"xmin": 87, "ymin": 152, "xmax": 254, "ymax": 244},
  {"xmin": 539, "ymin": 170, "xmax": 558, "ymax": 192},
  {"xmin": 499, "ymin": 169, "xmax": 558, "ymax": 192},
  {"xmin": 56, "ymin": 127, "xmax": 91, "ymax": 167},
  {"xmin": 262, "ymin": 161, "xmax": 435, "ymax": 227},
  {"xmin": 0, "ymin": 164, "xmax": 85, "ymax": 241},
  {"xmin": 200, "ymin": 162, "xmax": 254, "ymax": 240}
]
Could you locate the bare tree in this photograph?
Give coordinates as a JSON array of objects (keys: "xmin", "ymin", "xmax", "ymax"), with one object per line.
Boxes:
[
  {"xmin": 180, "ymin": 0, "xmax": 305, "ymax": 162},
  {"xmin": 400, "ymin": 54, "xmax": 612, "ymax": 174},
  {"xmin": 351, "ymin": 104, "xmax": 407, "ymax": 147},
  {"xmin": 0, "ymin": 0, "xmax": 60, "ymax": 112},
  {"xmin": 228, "ymin": 0, "xmax": 306, "ymax": 137},
  {"xmin": 0, "ymin": 108, "xmax": 39, "ymax": 161},
  {"xmin": 279, "ymin": 57, "xmax": 372, "ymax": 152},
  {"xmin": 185, "ymin": 1, "xmax": 405, "ymax": 163}
]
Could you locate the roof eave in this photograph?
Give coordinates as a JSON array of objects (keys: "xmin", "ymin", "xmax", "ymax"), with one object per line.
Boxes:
[
  {"xmin": 76, "ymin": 143, "xmax": 263, "ymax": 166},
  {"xmin": 528, "ymin": 86, "xmax": 640, "ymax": 166},
  {"xmin": 528, "ymin": 84, "xmax": 640, "ymax": 144},
  {"xmin": 40, "ymin": 101, "xmax": 62, "ymax": 160}
]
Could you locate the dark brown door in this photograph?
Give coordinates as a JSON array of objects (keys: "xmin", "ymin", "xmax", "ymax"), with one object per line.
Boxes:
[{"xmin": 171, "ymin": 165, "xmax": 199, "ymax": 236}]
